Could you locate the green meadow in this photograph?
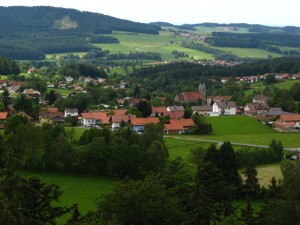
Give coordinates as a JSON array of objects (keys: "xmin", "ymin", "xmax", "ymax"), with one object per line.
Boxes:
[
  {"xmin": 20, "ymin": 170, "xmax": 119, "ymax": 224},
  {"xmin": 215, "ymin": 47, "xmax": 282, "ymax": 58},
  {"xmin": 94, "ymin": 33, "xmax": 214, "ymax": 61},
  {"xmin": 244, "ymin": 80, "xmax": 300, "ymax": 96}
]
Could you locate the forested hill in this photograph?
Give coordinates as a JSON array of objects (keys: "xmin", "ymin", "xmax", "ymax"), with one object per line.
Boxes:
[
  {"xmin": 0, "ymin": 6, "xmax": 160, "ymax": 35},
  {"xmin": 0, "ymin": 6, "xmax": 160, "ymax": 60}
]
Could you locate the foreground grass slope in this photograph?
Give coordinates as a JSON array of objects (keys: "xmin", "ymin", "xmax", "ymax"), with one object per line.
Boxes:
[{"xmin": 20, "ymin": 170, "xmax": 119, "ymax": 223}]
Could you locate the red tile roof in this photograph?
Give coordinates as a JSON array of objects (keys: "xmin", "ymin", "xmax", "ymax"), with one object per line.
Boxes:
[
  {"xmin": 164, "ymin": 119, "xmax": 195, "ymax": 131},
  {"xmin": 166, "ymin": 111, "xmax": 184, "ymax": 119},
  {"xmin": 175, "ymin": 92, "xmax": 203, "ymax": 102},
  {"xmin": 81, "ymin": 112, "xmax": 110, "ymax": 124},
  {"xmin": 152, "ymin": 107, "xmax": 168, "ymax": 115},
  {"xmin": 130, "ymin": 117, "xmax": 160, "ymax": 126},
  {"xmin": 47, "ymin": 107, "xmax": 59, "ymax": 113},
  {"xmin": 0, "ymin": 112, "xmax": 8, "ymax": 120},
  {"xmin": 113, "ymin": 109, "xmax": 127, "ymax": 116},
  {"xmin": 112, "ymin": 114, "xmax": 136, "ymax": 123},
  {"xmin": 279, "ymin": 114, "xmax": 300, "ymax": 122}
]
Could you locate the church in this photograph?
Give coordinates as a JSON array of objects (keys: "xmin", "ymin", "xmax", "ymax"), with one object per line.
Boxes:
[{"xmin": 174, "ymin": 83, "xmax": 206, "ymax": 103}]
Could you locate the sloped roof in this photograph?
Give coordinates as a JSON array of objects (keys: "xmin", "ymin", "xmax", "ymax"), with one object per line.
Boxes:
[
  {"xmin": 279, "ymin": 114, "xmax": 300, "ymax": 122},
  {"xmin": 113, "ymin": 109, "xmax": 127, "ymax": 116},
  {"xmin": 175, "ymin": 92, "xmax": 203, "ymax": 102},
  {"xmin": 152, "ymin": 107, "xmax": 168, "ymax": 115},
  {"xmin": 166, "ymin": 111, "xmax": 184, "ymax": 119},
  {"xmin": 65, "ymin": 108, "xmax": 78, "ymax": 113},
  {"xmin": 0, "ymin": 112, "xmax": 8, "ymax": 120},
  {"xmin": 215, "ymin": 101, "xmax": 236, "ymax": 108},
  {"xmin": 191, "ymin": 106, "xmax": 213, "ymax": 111},
  {"xmin": 81, "ymin": 112, "xmax": 110, "ymax": 124},
  {"xmin": 207, "ymin": 96, "xmax": 231, "ymax": 101},
  {"xmin": 167, "ymin": 106, "xmax": 185, "ymax": 111},
  {"xmin": 47, "ymin": 107, "xmax": 59, "ymax": 113},
  {"xmin": 164, "ymin": 119, "xmax": 195, "ymax": 131},
  {"xmin": 112, "ymin": 114, "xmax": 136, "ymax": 123},
  {"xmin": 130, "ymin": 117, "xmax": 160, "ymax": 126}
]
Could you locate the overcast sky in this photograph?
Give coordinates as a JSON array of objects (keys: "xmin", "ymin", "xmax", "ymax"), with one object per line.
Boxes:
[{"xmin": 1, "ymin": 0, "xmax": 300, "ymax": 27}]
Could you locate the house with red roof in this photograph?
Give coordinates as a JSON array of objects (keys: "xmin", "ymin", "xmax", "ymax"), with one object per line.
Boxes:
[
  {"xmin": 111, "ymin": 114, "xmax": 136, "ymax": 129},
  {"xmin": 164, "ymin": 119, "xmax": 195, "ymax": 134},
  {"xmin": 0, "ymin": 112, "xmax": 8, "ymax": 121},
  {"xmin": 81, "ymin": 112, "xmax": 111, "ymax": 127},
  {"xmin": 174, "ymin": 92, "xmax": 203, "ymax": 103},
  {"xmin": 275, "ymin": 114, "xmax": 300, "ymax": 129},
  {"xmin": 129, "ymin": 117, "xmax": 160, "ymax": 132},
  {"xmin": 152, "ymin": 107, "xmax": 168, "ymax": 117}
]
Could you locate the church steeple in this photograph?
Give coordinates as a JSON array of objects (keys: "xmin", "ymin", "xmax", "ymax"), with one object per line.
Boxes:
[{"xmin": 198, "ymin": 82, "xmax": 206, "ymax": 99}]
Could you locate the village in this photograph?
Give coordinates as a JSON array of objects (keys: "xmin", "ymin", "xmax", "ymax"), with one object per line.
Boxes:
[{"xmin": 0, "ymin": 66, "xmax": 299, "ymax": 134}]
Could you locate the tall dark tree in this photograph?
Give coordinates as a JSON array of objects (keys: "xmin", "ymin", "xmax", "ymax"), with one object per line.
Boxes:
[
  {"xmin": 0, "ymin": 152, "xmax": 72, "ymax": 225},
  {"xmin": 242, "ymin": 161, "xmax": 261, "ymax": 199},
  {"xmin": 240, "ymin": 199, "xmax": 256, "ymax": 225},
  {"xmin": 188, "ymin": 161, "xmax": 234, "ymax": 225},
  {"xmin": 217, "ymin": 141, "xmax": 242, "ymax": 195},
  {"xmin": 269, "ymin": 139, "xmax": 283, "ymax": 162},
  {"xmin": 136, "ymin": 100, "xmax": 152, "ymax": 117}
]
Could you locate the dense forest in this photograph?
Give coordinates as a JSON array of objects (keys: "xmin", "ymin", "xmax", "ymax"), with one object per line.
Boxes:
[{"xmin": 0, "ymin": 6, "xmax": 160, "ymax": 59}]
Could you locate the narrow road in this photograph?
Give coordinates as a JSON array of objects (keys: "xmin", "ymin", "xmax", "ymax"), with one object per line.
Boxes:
[{"xmin": 165, "ymin": 136, "xmax": 300, "ymax": 152}]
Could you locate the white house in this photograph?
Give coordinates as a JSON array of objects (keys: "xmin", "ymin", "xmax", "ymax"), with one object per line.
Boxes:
[
  {"xmin": 130, "ymin": 117, "xmax": 160, "ymax": 132},
  {"xmin": 64, "ymin": 108, "xmax": 79, "ymax": 117},
  {"xmin": 65, "ymin": 76, "xmax": 74, "ymax": 83},
  {"xmin": 81, "ymin": 112, "xmax": 110, "ymax": 127},
  {"xmin": 212, "ymin": 101, "xmax": 236, "ymax": 116}
]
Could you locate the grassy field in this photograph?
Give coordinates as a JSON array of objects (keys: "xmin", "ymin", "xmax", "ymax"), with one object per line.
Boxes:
[
  {"xmin": 244, "ymin": 80, "xmax": 300, "ymax": 96},
  {"xmin": 206, "ymin": 116, "xmax": 275, "ymax": 135},
  {"xmin": 216, "ymin": 47, "xmax": 282, "ymax": 58},
  {"xmin": 20, "ymin": 170, "xmax": 119, "ymax": 224},
  {"xmin": 94, "ymin": 33, "xmax": 214, "ymax": 61},
  {"xmin": 169, "ymin": 116, "xmax": 300, "ymax": 147}
]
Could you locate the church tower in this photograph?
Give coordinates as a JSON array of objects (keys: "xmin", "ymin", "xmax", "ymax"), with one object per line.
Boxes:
[{"xmin": 198, "ymin": 82, "xmax": 206, "ymax": 99}]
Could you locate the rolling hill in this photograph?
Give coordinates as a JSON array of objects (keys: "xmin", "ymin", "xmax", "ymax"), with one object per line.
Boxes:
[{"xmin": 0, "ymin": 6, "xmax": 160, "ymax": 59}]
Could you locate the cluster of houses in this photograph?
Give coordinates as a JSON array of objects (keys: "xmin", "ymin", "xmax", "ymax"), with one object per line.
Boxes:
[
  {"xmin": 173, "ymin": 82, "xmax": 300, "ymax": 130},
  {"xmin": 221, "ymin": 72, "xmax": 300, "ymax": 84}
]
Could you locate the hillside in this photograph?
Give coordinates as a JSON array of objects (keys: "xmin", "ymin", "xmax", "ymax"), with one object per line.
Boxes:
[{"xmin": 0, "ymin": 6, "xmax": 160, "ymax": 59}]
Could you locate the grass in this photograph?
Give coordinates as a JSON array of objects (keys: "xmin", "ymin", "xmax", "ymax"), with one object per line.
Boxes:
[
  {"xmin": 93, "ymin": 33, "xmax": 214, "ymax": 61},
  {"xmin": 20, "ymin": 170, "xmax": 119, "ymax": 224},
  {"xmin": 216, "ymin": 47, "xmax": 282, "ymax": 58},
  {"xmin": 206, "ymin": 116, "xmax": 276, "ymax": 135},
  {"xmin": 244, "ymin": 80, "xmax": 300, "ymax": 96},
  {"xmin": 65, "ymin": 127, "xmax": 87, "ymax": 141}
]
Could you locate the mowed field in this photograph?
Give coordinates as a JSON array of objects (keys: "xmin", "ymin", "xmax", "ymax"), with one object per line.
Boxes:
[
  {"xmin": 93, "ymin": 33, "xmax": 214, "ymax": 60},
  {"xmin": 244, "ymin": 79, "xmax": 300, "ymax": 96},
  {"xmin": 20, "ymin": 170, "xmax": 119, "ymax": 224},
  {"xmin": 202, "ymin": 116, "xmax": 300, "ymax": 147}
]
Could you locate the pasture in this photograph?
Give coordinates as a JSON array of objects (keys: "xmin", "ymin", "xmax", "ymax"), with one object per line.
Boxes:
[
  {"xmin": 244, "ymin": 80, "xmax": 300, "ymax": 96},
  {"xmin": 20, "ymin": 170, "xmax": 119, "ymax": 224},
  {"xmin": 215, "ymin": 47, "xmax": 282, "ymax": 58},
  {"xmin": 93, "ymin": 33, "xmax": 214, "ymax": 61}
]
